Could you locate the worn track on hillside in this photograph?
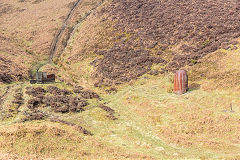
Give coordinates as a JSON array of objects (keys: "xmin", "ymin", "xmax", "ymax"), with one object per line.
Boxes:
[
  {"xmin": 0, "ymin": 86, "xmax": 11, "ymax": 109},
  {"xmin": 49, "ymin": 0, "xmax": 105, "ymax": 63},
  {"xmin": 28, "ymin": 0, "xmax": 83, "ymax": 78},
  {"xmin": 57, "ymin": 0, "xmax": 105, "ymax": 58},
  {"xmin": 49, "ymin": 0, "xmax": 82, "ymax": 63},
  {"xmin": 29, "ymin": 0, "xmax": 105, "ymax": 79}
]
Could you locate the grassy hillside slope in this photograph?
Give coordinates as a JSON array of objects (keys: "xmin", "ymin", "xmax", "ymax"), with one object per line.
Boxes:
[
  {"xmin": 0, "ymin": 0, "xmax": 102, "ymax": 83},
  {"xmin": 0, "ymin": 0, "xmax": 240, "ymax": 159}
]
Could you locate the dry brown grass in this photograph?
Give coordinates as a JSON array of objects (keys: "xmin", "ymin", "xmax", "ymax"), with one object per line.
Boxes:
[
  {"xmin": 52, "ymin": 0, "xmax": 104, "ymax": 62},
  {"xmin": 158, "ymin": 105, "xmax": 240, "ymax": 152},
  {"xmin": 1, "ymin": 0, "xmax": 240, "ymax": 159},
  {"xmin": 0, "ymin": 0, "xmax": 77, "ymax": 81},
  {"xmin": 0, "ymin": 122, "xmax": 154, "ymax": 159},
  {"xmin": 186, "ymin": 39, "xmax": 240, "ymax": 91},
  {"xmin": 57, "ymin": 1, "xmax": 113, "ymax": 89},
  {"xmin": 1, "ymin": 0, "xmax": 76, "ymax": 55},
  {"xmin": 106, "ymin": 72, "xmax": 240, "ymax": 159}
]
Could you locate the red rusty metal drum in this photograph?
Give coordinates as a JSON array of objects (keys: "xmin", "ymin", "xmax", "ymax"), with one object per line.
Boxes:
[{"xmin": 174, "ymin": 70, "xmax": 188, "ymax": 94}]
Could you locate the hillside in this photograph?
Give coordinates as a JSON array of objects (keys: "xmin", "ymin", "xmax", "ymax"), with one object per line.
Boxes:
[
  {"xmin": 0, "ymin": 0, "xmax": 240, "ymax": 159},
  {"xmin": 57, "ymin": 0, "xmax": 240, "ymax": 87}
]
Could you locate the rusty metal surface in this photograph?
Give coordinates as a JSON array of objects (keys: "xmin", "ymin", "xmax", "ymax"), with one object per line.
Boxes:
[
  {"xmin": 174, "ymin": 70, "xmax": 188, "ymax": 94},
  {"xmin": 31, "ymin": 72, "xmax": 55, "ymax": 84},
  {"xmin": 46, "ymin": 74, "xmax": 55, "ymax": 82}
]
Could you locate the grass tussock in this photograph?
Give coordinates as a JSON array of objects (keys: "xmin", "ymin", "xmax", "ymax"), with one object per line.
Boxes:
[
  {"xmin": 187, "ymin": 40, "xmax": 240, "ymax": 91},
  {"xmin": 99, "ymin": 71, "xmax": 240, "ymax": 159},
  {"xmin": 0, "ymin": 121, "xmax": 154, "ymax": 159},
  {"xmin": 0, "ymin": 122, "xmax": 85, "ymax": 159}
]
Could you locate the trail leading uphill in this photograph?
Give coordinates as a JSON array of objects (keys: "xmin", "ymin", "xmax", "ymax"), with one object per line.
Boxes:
[
  {"xmin": 0, "ymin": 86, "xmax": 11, "ymax": 109},
  {"xmin": 49, "ymin": 0, "xmax": 82, "ymax": 63},
  {"xmin": 49, "ymin": 0, "xmax": 105, "ymax": 63}
]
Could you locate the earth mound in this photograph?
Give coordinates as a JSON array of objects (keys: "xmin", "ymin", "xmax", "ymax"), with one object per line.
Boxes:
[
  {"xmin": 0, "ymin": 56, "xmax": 27, "ymax": 83},
  {"xmin": 25, "ymin": 86, "xmax": 93, "ymax": 114}
]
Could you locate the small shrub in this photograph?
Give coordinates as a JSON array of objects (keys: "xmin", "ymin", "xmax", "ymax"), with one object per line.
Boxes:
[
  {"xmin": 202, "ymin": 39, "xmax": 210, "ymax": 47},
  {"xmin": 191, "ymin": 59, "xmax": 198, "ymax": 64},
  {"xmin": 25, "ymin": 49, "xmax": 33, "ymax": 55}
]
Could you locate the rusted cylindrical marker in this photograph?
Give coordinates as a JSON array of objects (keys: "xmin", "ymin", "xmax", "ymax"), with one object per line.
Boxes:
[{"xmin": 174, "ymin": 70, "xmax": 188, "ymax": 94}]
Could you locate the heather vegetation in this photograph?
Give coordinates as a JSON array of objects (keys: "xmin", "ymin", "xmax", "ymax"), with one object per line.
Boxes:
[{"xmin": 0, "ymin": 0, "xmax": 240, "ymax": 159}]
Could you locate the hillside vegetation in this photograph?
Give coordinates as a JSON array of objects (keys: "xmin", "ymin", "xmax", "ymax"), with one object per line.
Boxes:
[{"xmin": 0, "ymin": 0, "xmax": 240, "ymax": 159}]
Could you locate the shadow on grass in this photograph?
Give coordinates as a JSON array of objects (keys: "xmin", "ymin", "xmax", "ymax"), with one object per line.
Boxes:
[{"xmin": 188, "ymin": 83, "xmax": 201, "ymax": 91}]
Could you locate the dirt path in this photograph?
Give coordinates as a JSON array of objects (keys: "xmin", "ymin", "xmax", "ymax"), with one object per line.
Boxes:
[
  {"xmin": 0, "ymin": 86, "xmax": 11, "ymax": 110},
  {"xmin": 49, "ymin": 0, "xmax": 82, "ymax": 63},
  {"xmin": 49, "ymin": 0, "xmax": 105, "ymax": 63},
  {"xmin": 28, "ymin": 0, "xmax": 83, "ymax": 78}
]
